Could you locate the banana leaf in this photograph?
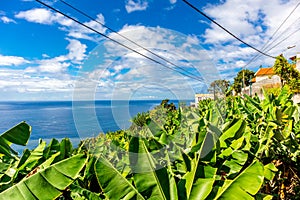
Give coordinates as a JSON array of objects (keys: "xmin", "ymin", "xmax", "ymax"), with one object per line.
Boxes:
[
  {"xmin": 95, "ymin": 156, "xmax": 145, "ymax": 200},
  {"xmin": 129, "ymin": 137, "xmax": 173, "ymax": 200},
  {"xmin": 214, "ymin": 160, "xmax": 264, "ymax": 199},
  {"xmin": 0, "ymin": 122, "xmax": 31, "ymax": 157},
  {"xmin": 0, "ymin": 154, "xmax": 87, "ymax": 200}
]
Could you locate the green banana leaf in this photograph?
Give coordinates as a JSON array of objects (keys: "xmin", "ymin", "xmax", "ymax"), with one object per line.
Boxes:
[
  {"xmin": 219, "ymin": 119, "xmax": 246, "ymax": 148},
  {"xmin": 95, "ymin": 156, "xmax": 145, "ymax": 200},
  {"xmin": 0, "ymin": 122, "xmax": 31, "ymax": 157},
  {"xmin": 0, "ymin": 154, "xmax": 87, "ymax": 200},
  {"xmin": 129, "ymin": 137, "xmax": 173, "ymax": 200},
  {"xmin": 17, "ymin": 140, "xmax": 46, "ymax": 171},
  {"xmin": 179, "ymin": 125, "xmax": 218, "ymax": 200},
  {"xmin": 69, "ymin": 183, "xmax": 103, "ymax": 200},
  {"xmin": 214, "ymin": 160, "xmax": 264, "ymax": 199}
]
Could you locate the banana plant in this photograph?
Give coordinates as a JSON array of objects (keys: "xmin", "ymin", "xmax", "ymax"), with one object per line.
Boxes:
[
  {"xmin": 213, "ymin": 160, "xmax": 264, "ymax": 199},
  {"xmin": 0, "ymin": 154, "xmax": 87, "ymax": 200},
  {"xmin": 0, "ymin": 122, "xmax": 31, "ymax": 158}
]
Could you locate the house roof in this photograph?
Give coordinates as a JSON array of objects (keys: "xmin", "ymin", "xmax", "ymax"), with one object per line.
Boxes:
[
  {"xmin": 255, "ymin": 67, "xmax": 274, "ymax": 76},
  {"xmin": 290, "ymin": 55, "xmax": 296, "ymax": 61}
]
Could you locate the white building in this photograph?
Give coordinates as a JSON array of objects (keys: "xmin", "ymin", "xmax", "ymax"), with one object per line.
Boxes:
[
  {"xmin": 247, "ymin": 52, "xmax": 300, "ymax": 101},
  {"xmin": 192, "ymin": 93, "xmax": 214, "ymax": 107}
]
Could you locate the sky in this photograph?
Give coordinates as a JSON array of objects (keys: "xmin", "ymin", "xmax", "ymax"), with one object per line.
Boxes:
[{"xmin": 1, "ymin": 0, "xmax": 300, "ymax": 101}]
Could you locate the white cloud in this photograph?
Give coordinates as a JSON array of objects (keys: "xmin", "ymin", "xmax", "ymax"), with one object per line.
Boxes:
[
  {"xmin": 15, "ymin": 8, "xmax": 62, "ymax": 24},
  {"xmin": 170, "ymin": 0, "xmax": 177, "ymax": 4},
  {"xmin": 198, "ymin": 0, "xmax": 300, "ymax": 77},
  {"xmin": 125, "ymin": 0, "xmax": 148, "ymax": 13},
  {"xmin": 73, "ymin": 25, "xmax": 219, "ymax": 100},
  {"xmin": 34, "ymin": 39, "xmax": 87, "ymax": 73},
  {"xmin": 66, "ymin": 14, "xmax": 107, "ymax": 41},
  {"xmin": 202, "ymin": 0, "xmax": 300, "ymax": 48},
  {"xmin": 66, "ymin": 38, "xmax": 87, "ymax": 63},
  {"xmin": 15, "ymin": 8, "xmax": 106, "ymax": 41},
  {"xmin": 0, "ymin": 16, "xmax": 16, "ymax": 24},
  {"xmin": 38, "ymin": 59, "xmax": 70, "ymax": 73},
  {"xmin": 0, "ymin": 68, "xmax": 73, "ymax": 93},
  {"xmin": 0, "ymin": 55, "xmax": 29, "ymax": 66}
]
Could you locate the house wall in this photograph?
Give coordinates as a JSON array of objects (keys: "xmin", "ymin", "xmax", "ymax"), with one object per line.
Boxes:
[{"xmin": 255, "ymin": 75, "xmax": 280, "ymax": 84}]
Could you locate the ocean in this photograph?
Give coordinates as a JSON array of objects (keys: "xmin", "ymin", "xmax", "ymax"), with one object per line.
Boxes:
[{"xmin": 0, "ymin": 100, "xmax": 191, "ymax": 151}]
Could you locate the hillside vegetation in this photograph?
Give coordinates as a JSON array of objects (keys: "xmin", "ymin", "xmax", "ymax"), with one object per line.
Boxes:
[{"xmin": 0, "ymin": 88, "xmax": 299, "ymax": 199}]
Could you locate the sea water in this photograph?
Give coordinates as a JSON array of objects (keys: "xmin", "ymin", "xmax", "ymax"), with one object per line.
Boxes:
[{"xmin": 0, "ymin": 100, "xmax": 191, "ymax": 151}]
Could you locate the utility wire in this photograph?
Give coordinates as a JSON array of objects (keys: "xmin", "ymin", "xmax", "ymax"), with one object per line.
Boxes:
[
  {"xmin": 265, "ymin": 17, "xmax": 300, "ymax": 52},
  {"xmin": 260, "ymin": 1, "xmax": 300, "ymax": 53},
  {"xmin": 265, "ymin": 25, "xmax": 300, "ymax": 53},
  {"xmin": 242, "ymin": 1, "xmax": 300, "ymax": 69},
  {"xmin": 246, "ymin": 20, "xmax": 300, "ymax": 68},
  {"xmin": 35, "ymin": 0, "xmax": 204, "ymax": 82},
  {"xmin": 242, "ymin": 2, "xmax": 300, "ymax": 69},
  {"xmin": 59, "ymin": 0, "xmax": 201, "ymax": 80},
  {"xmin": 182, "ymin": 0, "xmax": 276, "ymax": 59}
]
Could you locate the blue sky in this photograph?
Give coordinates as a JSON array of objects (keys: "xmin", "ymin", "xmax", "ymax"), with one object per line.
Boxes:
[{"xmin": 1, "ymin": 0, "xmax": 300, "ymax": 100}]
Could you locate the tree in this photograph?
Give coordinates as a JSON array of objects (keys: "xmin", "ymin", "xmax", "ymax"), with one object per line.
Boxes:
[
  {"xmin": 273, "ymin": 54, "xmax": 300, "ymax": 91},
  {"xmin": 233, "ymin": 69, "xmax": 255, "ymax": 93},
  {"xmin": 208, "ymin": 79, "xmax": 230, "ymax": 96}
]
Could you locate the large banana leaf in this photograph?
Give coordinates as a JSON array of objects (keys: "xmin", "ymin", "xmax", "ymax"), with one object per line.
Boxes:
[
  {"xmin": 129, "ymin": 137, "xmax": 173, "ymax": 200},
  {"xmin": 214, "ymin": 160, "xmax": 264, "ymax": 199},
  {"xmin": 95, "ymin": 156, "xmax": 145, "ymax": 200},
  {"xmin": 17, "ymin": 140, "xmax": 46, "ymax": 171},
  {"xmin": 0, "ymin": 122, "xmax": 31, "ymax": 157},
  {"xmin": 178, "ymin": 125, "xmax": 218, "ymax": 200},
  {"xmin": 219, "ymin": 119, "xmax": 246, "ymax": 148},
  {"xmin": 69, "ymin": 183, "xmax": 103, "ymax": 200},
  {"xmin": 0, "ymin": 154, "xmax": 87, "ymax": 200}
]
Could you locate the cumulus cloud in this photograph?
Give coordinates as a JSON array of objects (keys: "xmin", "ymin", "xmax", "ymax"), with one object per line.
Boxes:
[
  {"xmin": 15, "ymin": 8, "xmax": 65, "ymax": 25},
  {"xmin": 0, "ymin": 55, "xmax": 29, "ymax": 66},
  {"xmin": 37, "ymin": 57, "xmax": 70, "ymax": 73},
  {"xmin": 66, "ymin": 14, "xmax": 107, "ymax": 41},
  {"xmin": 15, "ymin": 8, "xmax": 106, "ymax": 41},
  {"xmin": 0, "ymin": 68, "xmax": 73, "ymax": 93},
  {"xmin": 199, "ymin": 0, "xmax": 300, "ymax": 76},
  {"xmin": 0, "ymin": 16, "xmax": 16, "ymax": 24},
  {"xmin": 73, "ymin": 25, "xmax": 220, "ymax": 100},
  {"xmin": 125, "ymin": 0, "xmax": 149, "ymax": 13},
  {"xmin": 66, "ymin": 38, "xmax": 87, "ymax": 63},
  {"xmin": 34, "ymin": 39, "xmax": 87, "ymax": 73},
  {"xmin": 0, "ymin": 38, "xmax": 87, "ymax": 100}
]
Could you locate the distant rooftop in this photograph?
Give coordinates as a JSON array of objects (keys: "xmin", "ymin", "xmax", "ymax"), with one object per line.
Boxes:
[{"xmin": 255, "ymin": 67, "xmax": 274, "ymax": 76}]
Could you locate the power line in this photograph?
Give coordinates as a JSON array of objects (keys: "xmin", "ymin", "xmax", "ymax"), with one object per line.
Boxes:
[
  {"xmin": 261, "ymin": 1, "xmax": 300, "ymax": 53},
  {"xmin": 265, "ymin": 17, "xmax": 300, "ymax": 52},
  {"xmin": 59, "ymin": 0, "xmax": 201, "ymax": 80},
  {"xmin": 265, "ymin": 26, "xmax": 300, "ymax": 53},
  {"xmin": 245, "ymin": 19, "xmax": 300, "ymax": 68},
  {"xmin": 182, "ymin": 0, "xmax": 276, "ymax": 59},
  {"xmin": 35, "ymin": 0, "xmax": 204, "ymax": 82},
  {"xmin": 242, "ymin": 1, "xmax": 300, "ymax": 69}
]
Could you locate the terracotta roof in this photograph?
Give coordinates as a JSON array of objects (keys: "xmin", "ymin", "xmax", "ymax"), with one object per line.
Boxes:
[
  {"xmin": 251, "ymin": 77, "xmax": 256, "ymax": 83},
  {"xmin": 290, "ymin": 55, "xmax": 296, "ymax": 61},
  {"xmin": 255, "ymin": 67, "xmax": 274, "ymax": 76}
]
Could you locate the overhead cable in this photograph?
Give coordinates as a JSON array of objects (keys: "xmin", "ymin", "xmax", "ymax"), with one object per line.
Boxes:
[
  {"xmin": 59, "ymin": 0, "xmax": 200, "ymax": 80},
  {"xmin": 182, "ymin": 0, "xmax": 276, "ymax": 59},
  {"xmin": 265, "ymin": 26, "xmax": 300, "ymax": 53},
  {"xmin": 35, "ymin": 0, "xmax": 204, "ymax": 82},
  {"xmin": 261, "ymin": 1, "xmax": 300, "ymax": 53},
  {"xmin": 243, "ymin": 2, "xmax": 300, "ymax": 68}
]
